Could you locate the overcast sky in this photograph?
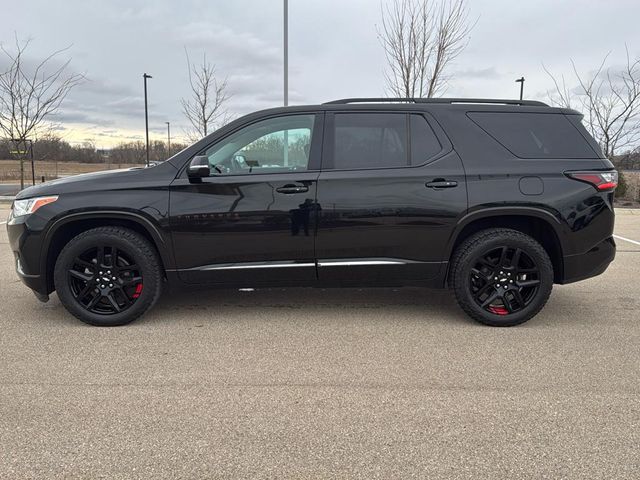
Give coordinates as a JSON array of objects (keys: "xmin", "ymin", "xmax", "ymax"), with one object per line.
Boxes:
[{"xmin": 2, "ymin": 0, "xmax": 640, "ymax": 147}]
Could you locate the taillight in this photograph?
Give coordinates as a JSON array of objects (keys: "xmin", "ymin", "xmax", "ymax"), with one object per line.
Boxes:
[{"xmin": 566, "ymin": 171, "xmax": 618, "ymax": 191}]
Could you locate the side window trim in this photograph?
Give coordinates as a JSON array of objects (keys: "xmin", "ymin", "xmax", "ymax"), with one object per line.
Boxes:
[
  {"xmin": 418, "ymin": 111, "xmax": 453, "ymax": 157},
  {"xmin": 179, "ymin": 112, "xmax": 324, "ymax": 178},
  {"xmin": 308, "ymin": 111, "xmax": 325, "ymax": 170},
  {"xmin": 406, "ymin": 113, "xmax": 412, "ymax": 167},
  {"xmin": 321, "ymin": 110, "xmax": 449, "ymax": 172},
  {"xmin": 409, "ymin": 113, "xmax": 444, "ymax": 167}
]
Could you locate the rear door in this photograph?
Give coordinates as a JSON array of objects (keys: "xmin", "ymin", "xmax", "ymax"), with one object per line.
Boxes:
[
  {"xmin": 315, "ymin": 111, "xmax": 467, "ymax": 285},
  {"xmin": 168, "ymin": 112, "xmax": 323, "ymax": 285}
]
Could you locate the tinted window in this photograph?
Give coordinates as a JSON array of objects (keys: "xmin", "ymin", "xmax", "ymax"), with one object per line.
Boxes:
[
  {"xmin": 410, "ymin": 114, "xmax": 442, "ymax": 165},
  {"xmin": 331, "ymin": 113, "xmax": 408, "ymax": 169},
  {"xmin": 468, "ymin": 112, "xmax": 598, "ymax": 159},
  {"xmin": 566, "ymin": 114, "xmax": 605, "ymax": 158},
  {"xmin": 204, "ymin": 114, "xmax": 315, "ymax": 175}
]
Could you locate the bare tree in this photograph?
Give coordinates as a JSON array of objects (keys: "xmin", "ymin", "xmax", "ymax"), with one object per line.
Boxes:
[
  {"xmin": 0, "ymin": 35, "xmax": 84, "ymax": 187},
  {"xmin": 378, "ymin": 0, "xmax": 473, "ymax": 98},
  {"xmin": 181, "ymin": 50, "xmax": 230, "ymax": 141},
  {"xmin": 545, "ymin": 48, "xmax": 640, "ymax": 158}
]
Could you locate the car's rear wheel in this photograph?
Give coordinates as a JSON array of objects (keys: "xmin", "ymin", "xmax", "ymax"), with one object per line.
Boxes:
[
  {"xmin": 54, "ymin": 227, "xmax": 162, "ymax": 326},
  {"xmin": 450, "ymin": 228, "xmax": 553, "ymax": 326}
]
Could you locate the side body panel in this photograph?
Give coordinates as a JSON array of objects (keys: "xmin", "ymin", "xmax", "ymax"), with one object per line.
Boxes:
[
  {"xmin": 314, "ymin": 111, "xmax": 468, "ymax": 286},
  {"xmin": 168, "ymin": 172, "xmax": 320, "ymax": 285}
]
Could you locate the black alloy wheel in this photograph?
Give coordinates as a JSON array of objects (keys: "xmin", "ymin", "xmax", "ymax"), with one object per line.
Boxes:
[
  {"xmin": 451, "ymin": 228, "xmax": 554, "ymax": 327},
  {"xmin": 469, "ymin": 246, "xmax": 540, "ymax": 316},
  {"xmin": 68, "ymin": 245, "xmax": 144, "ymax": 315},
  {"xmin": 54, "ymin": 227, "xmax": 162, "ymax": 326}
]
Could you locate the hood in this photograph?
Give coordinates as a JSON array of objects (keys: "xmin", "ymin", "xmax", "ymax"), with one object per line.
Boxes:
[{"xmin": 15, "ymin": 163, "xmax": 176, "ymax": 199}]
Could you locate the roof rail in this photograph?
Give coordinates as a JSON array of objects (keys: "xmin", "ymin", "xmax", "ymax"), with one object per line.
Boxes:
[
  {"xmin": 323, "ymin": 98, "xmax": 417, "ymax": 104},
  {"xmin": 323, "ymin": 97, "xmax": 549, "ymax": 107}
]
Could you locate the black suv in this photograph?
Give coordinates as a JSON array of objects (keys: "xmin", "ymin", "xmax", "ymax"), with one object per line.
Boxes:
[{"xmin": 7, "ymin": 98, "xmax": 617, "ymax": 327}]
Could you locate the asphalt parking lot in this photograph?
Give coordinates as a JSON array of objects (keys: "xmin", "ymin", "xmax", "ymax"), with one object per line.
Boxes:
[{"xmin": 1, "ymin": 207, "xmax": 639, "ymax": 479}]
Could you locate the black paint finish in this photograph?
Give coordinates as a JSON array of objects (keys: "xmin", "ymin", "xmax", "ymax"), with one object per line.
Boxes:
[
  {"xmin": 314, "ymin": 151, "xmax": 467, "ymax": 284},
  {"xmin": 7, "ymin": 100, "xmax": 616, "ymax": 298},
  {"xmin": 168, "ymin": 172, "xmax": 320, "ymax": 285}
]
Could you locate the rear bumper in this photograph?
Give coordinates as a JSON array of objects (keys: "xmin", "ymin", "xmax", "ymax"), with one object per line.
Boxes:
[{"xmin": 560, "ymin": 236, "xmax": 616, "ymax": 284}]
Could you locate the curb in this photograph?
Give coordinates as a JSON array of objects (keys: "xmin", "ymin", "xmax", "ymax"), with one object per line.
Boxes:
[{"xmin": 615, "ymin": 208, "xmax": 640, "ymax": 215}]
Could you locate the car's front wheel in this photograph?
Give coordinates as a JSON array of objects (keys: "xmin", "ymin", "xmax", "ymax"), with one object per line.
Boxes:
[
  {"xmin": 54, "ymin": 226, "xmax": 162, "ymax": 326},
  {"xmin": 450, "ymin": 228, "xmax": 554, "ymax": 327}
]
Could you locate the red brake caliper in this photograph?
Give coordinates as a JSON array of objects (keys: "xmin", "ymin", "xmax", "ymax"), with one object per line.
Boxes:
[
  {"xmin": 132, "ymin": 283, "xmax": 143, "ymax": 299},
  {"xmin": 488, "ymin": 306, "xmax": 509, "ymax": 315}
]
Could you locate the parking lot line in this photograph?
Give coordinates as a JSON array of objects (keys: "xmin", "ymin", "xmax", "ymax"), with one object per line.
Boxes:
[
  {"xmin": 614, "ymin": 234, "xmax": 640, "ymax": 246},
  {"xmin": 0, "ymin": 221, "xmax": 6, "ymax": 225}
]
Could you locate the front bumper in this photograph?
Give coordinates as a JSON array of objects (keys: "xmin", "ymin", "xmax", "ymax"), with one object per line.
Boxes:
[
  {"xmin": 561, "ymin": 236, "xmax": 616, "ymax": 284},
  {"xmin": 7, "ymin": 217, "xmax": 49, "ymax": 295}
]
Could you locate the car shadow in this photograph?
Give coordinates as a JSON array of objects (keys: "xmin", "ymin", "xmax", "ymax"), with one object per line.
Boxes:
[
  {"xmin": 32, "ymin": 287, "xmax": 579, "ymax": 329},
  {"xmin": 148, "ymin": 286, "xmax": 472, "ymax": 327},
  {"xmin": 23, "ymin": 287, "xmax": 470, "ymax": 328}
]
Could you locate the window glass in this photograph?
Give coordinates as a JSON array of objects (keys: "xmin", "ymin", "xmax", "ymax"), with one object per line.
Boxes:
[
  {"xmin": 331, "ymin": 113, "xmax": 408, "ymax": 169},
  {"xmin": 468, "ymin": 112, "xmax": 599, "ymax": 159},
  {"xmin": 204, "ymin": 114, "xmax": 315, "ymax": 175},
  {"xmin": 566, "ymin": 114, "xmax": 605, "ymax": 158},
  {"xmin": 410, "ymin": 114, "xmax": 442, "ymax": 165}
]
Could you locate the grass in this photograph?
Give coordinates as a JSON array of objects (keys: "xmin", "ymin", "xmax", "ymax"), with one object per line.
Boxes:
[{"xmin": 0, "ymin": 159, "xmax": 144, "ymax": 183}]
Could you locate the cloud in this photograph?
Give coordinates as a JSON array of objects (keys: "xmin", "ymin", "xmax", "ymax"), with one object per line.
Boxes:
[
  {"xmin": 53, "ymin": 110, "xmax": 115, "ymax": 127},
  {"xmin": 79, "ymin": 77, "xmax": 137, "ymax": 98},
  {"xmin": 4, "ymin": 0, "xmax": 640, "ymax": 148},
  {"xmin": 453, "ymin": 67, "xmax": 501, "ymax": 79},
  {"xmin": 173, "ymin": 22, "xmax": 281, "ymax": 71}
]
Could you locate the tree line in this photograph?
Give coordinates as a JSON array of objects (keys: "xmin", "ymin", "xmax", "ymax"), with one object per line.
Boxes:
[{"xmin": 0, "ymin": 135, "xmax": 186, "ymax": 164}]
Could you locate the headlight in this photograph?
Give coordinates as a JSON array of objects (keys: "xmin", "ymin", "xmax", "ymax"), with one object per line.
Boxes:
[{"xmin": 11, "ymin": 196, "xmax": 59, "ymax": 218}]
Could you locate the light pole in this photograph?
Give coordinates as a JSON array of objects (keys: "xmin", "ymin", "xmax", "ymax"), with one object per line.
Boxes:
[
  {"xmin": 165, "ymin": 121, "xmax": 171, "ymax": 154},
  {"xmin": 284, "ymin": 0, "xmax": 288, "ymax": 107},
  {"xmin": 283, "ymin": 0, "xmax": 289, "ymax": 166},
  {"xmin": 143, "ymin": 73, "xmax": 152, "ymax": 166},
  {"xmin": 516, "ymin": 77, "xmax": 525, "ymax": 101}
]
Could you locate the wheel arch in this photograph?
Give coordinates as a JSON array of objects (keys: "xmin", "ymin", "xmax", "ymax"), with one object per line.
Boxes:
[
  {"xmin": 42, "ymin": 211, "xmax": 173, "ymax": 293},
  {"xmin": 445, "ymin": 208, "xmax": 566, "ymax": 284}
]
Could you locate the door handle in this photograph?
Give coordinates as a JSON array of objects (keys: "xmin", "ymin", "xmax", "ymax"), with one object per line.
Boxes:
[
  {"xmin": 425, "ymin": 179, "xmax": 458, "ymax": 189},
  {"xmin": 276, "ymin": 184, "xmax": 309, "ymax": 194}
]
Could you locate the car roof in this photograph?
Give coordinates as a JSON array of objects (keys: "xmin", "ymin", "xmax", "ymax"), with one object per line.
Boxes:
[{"xmin": 249, "ymin": 98, "xmax": 581, "ymax": 117}]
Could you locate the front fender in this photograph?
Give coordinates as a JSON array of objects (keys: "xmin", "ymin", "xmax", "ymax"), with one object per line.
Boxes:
[{"xmin": 40, "ymin": 209, "xmax": 176, "ymax": 281}]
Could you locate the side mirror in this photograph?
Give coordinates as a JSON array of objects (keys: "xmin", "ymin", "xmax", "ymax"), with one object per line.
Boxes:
[{"xmin": 187, "ymin": 155, "xmax": 210, "ymax": 180}]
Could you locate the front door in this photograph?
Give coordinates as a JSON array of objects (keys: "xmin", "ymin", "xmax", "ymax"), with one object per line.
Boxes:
[
  {"xmin": 169, "ymin": 113, "xmax": 323, "ymax": 285},
  {"xmin": 315, "ymin": 111, "xmax": 467, "ymax": 285}
]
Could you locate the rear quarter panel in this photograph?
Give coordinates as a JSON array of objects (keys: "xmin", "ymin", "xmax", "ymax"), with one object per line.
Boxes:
[{"xmin": 429, "ymin": 106, "xmax": 614, "ymax": 258}]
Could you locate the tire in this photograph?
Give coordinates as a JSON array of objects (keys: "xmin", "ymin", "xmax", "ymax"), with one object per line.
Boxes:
[
  {"xmin": 450, "ymin": 228, "xmax": 553, "ymax": 327},
  {"xmin": 54, "ymin": 226, "xmax": 162, "ymax": 326}
]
